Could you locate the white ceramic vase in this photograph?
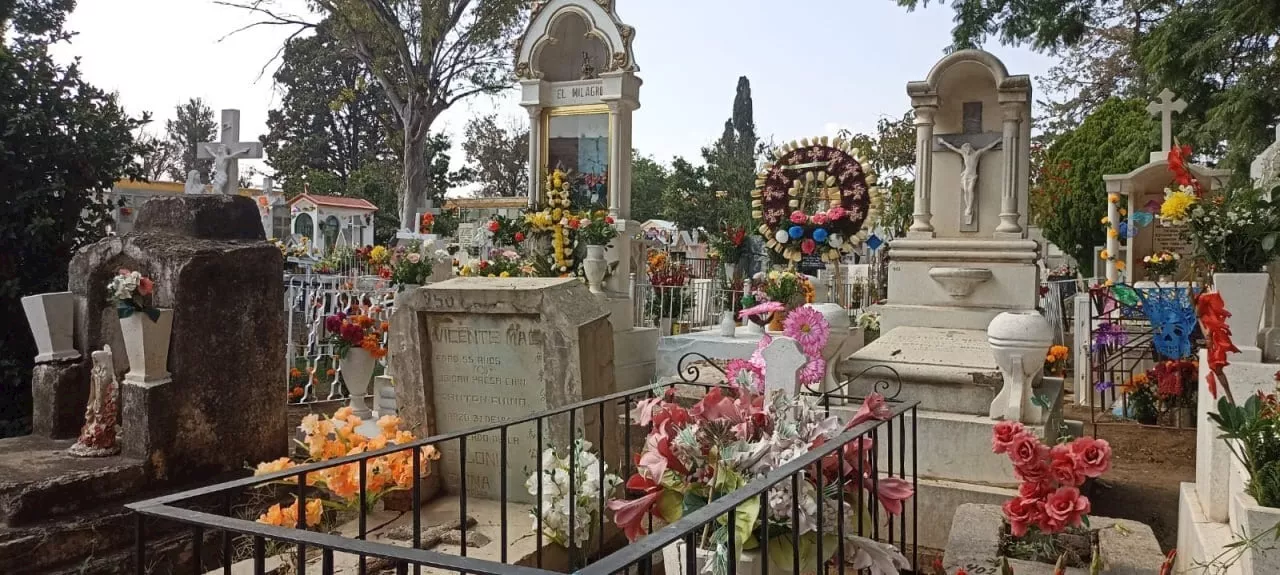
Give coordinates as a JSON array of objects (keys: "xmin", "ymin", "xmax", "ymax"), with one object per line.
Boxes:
[
  {"xmin": 21, "ymin": 291, "xmax": 79, "ymax": 363},
  {"xmin": 662, "ymin": 540, "xmax": 768, "ymax": 575},
  {"xmin": 342, "ymin": 348, "xmax": 377, "ymax": 419},
  {"xmin": 1214, "ymin": 272, "xmax": 1269, "ymax": 356},
  {"xmin": 120, "ymin": 308, "xmax": 174, "ymax": 386},
  {"xmin": 723, "ymin": 262, "xmax": 737, "ymax": 283},
  {"xmin": 987, "ymin": 311, "xmax": 1053, "ymax": 423},
  {"xmin": 583, "ymin": 245, "xmax": 608, "ymax": 294},
  {"xmin": 718, "ymin": 311, "xmax": 737, "ymax": 337}
]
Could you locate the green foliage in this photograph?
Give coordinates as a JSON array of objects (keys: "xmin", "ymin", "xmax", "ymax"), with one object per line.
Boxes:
[
  {"xmin": 839, "ymin": 112, "xmax": 916, "ymax": 237},
  {"xmin": 164, "ymin": 97, "xmax": 217, "ymax": 182},
  {"xmin": 661, "ymin": 157, "xmax": 713, "ymax": 231},
  {"xmin": 631, "ymin": 151, "xmax": 667, "ymax": 222},
  {"xmin": 1210, "ymin": 395, "xmax": 1280, "ymax": 507},
  {"xmin": 894, "ymin": 0, "xmax": 1107, "ymax": 51},
  {"xmin": 460, "ymin": 114, "xmax": 528, "ymax": 197},
  {"xmin": 1, "ymin": 0, "xmax": 151, "ymax": 435},
  {"xmin": 1036, "ymin": 98, "xmax": 1156, "ymax": 276},
  {"xmin": 702, "ymin": 77, "xmax": 759, "ymax": 230}
]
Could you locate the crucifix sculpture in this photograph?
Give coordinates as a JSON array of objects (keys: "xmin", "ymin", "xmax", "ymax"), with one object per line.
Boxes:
[
  {"xmin": 197, "ymin": 110, "xmax": 264, "ymax": 196},
  {"xmin": 935, "ymin": 101, "xmax": 1002, "ymax": 229},
  {"xmin": 1147, "ymin": 89, "xmax": 1187, "ymax": 153}
]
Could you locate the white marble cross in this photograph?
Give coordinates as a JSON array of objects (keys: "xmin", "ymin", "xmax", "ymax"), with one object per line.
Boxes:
[
  {"xmin": 197, "ymin": 110, "xmax": 264, "ymax": 196},
  {"xmin": 761, "ymin": 336, "xmax": 808, "ymax": 396},
  {"xmin": 1147, "ymin": 89, "xmax": 1187, "ymax": 153}
]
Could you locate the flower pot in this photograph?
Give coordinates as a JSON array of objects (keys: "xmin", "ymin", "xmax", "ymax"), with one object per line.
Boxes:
[
  {"xmin": 1214, "ymin": 272, "xmax": 1269, "ymax": 355},
  {"xmin": 584, "ymin": 245, "xmax": 608, "ymax": 294},
  {"xmin": 723, "ymin": 263, "xmax": 737, "ymax": 282},
  {"xmin": 659, "ymin": 317, "xmax": 674, "ymax": 336},
  {"xmin": 986, "ymin": 311, "xmax": 1053, "ymax": 423},
  {"xmin": 718, "ymin": 311, "xmax": 737, "ymax": 337},
  {"xmin": 662, "ymin": 540, "xmax": 768, "ymax": 575},
  {"xmin": 119, "ymin": 309, "xmax": 173, "ymax": 386},
  {"xmin": 342, "ymin": 348, "xmax": 377, "ymax": 419},
  {"xmin": 21, "ymin": 291, "xmax": 79, "ymax": 363}
]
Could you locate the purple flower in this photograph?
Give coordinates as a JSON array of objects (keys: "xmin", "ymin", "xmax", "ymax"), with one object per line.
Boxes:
[
  {"xmin": 1094, "ymin": 381, "xmax": 1115, "ymax": 392},
  {"xmin": 1091, "ymin": 322, "xmax": 1128, "ymax": 353}
]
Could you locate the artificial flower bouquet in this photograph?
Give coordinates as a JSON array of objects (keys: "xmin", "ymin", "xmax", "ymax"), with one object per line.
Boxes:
[
  {"xmin": 728, "ymin": 306, "xmax": 831, "ymax": 389},
  {"xmin": 457, "ymin": 250, "xmax": 527, "ymax": 278},
  {"xmin": 389, "ymin": 242, "xmax": 433, "ymax": 288},
  {"xmin": 708, "ymin": 226, "xmax": 748, "ymax": 265},
  {"xmin": 744, "ymin": 270, "xmax": 814, "ymax": 330},
  {"xmin": 252, "ymin": 409, "xmax": 441, "ymax": 528},
  {"xmin": 576, "ymin": 211, "xmax": 618, "ymax": 246},
  {"xmin": 607, "ymin": 388, "xmax": 911, "ymax": 575},
  {"xmin": 1142, "ymin": 251, "xmax": 1180, "ymax": 278},
  {"xmin": 482, "ymin": 215, "xmax": 525, "ymax": 248},
  {"xmin": 648, "ymin": 262, "xmax": 693, "ymax": 320},
  {"xmin": 991, "ymin": 422, "xmax": 1111, "ymax": 567},
  {"xmin": 1043, "ymin": 345, "xmax": 1069, "ymax": 378},
  {"xmin": 324, "ymin": 311, "xmax": 388, "ymax": 359},
  {"xmin": 525, "ymin": 439, "xmax": 622, "ymax": 549},
  {"xmin": 419, "ymin": 212, "xmax": 435, "ymax": 234},
  {"xmin": 107, "ymin": 268, "xmax": 160, "ymax": 321}
]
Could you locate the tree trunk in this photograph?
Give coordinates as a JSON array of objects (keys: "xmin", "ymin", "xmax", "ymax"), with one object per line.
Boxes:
[{"xmin": 399, "ymin": 102, "xmax": 435, "ymax": 232}]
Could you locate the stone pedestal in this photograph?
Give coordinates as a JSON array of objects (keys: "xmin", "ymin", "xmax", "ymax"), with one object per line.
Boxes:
[
  {"xmin": 31, "ymin": 359, "xmax": 88, "ymax": 440},
  {"xmin": 68, "ymin": 195, "xmax": 285, "ymax": 480}
]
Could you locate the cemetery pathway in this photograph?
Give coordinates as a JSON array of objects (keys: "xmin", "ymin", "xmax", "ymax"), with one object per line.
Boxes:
[{"xmin": 1064, "ymin": 404, "xmax": 1195, "ymax": 552}]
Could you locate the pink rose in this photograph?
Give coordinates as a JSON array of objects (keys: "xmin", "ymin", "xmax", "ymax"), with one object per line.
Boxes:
[
  {"xmin": 1014, "ymin": 459, "xmax": 1050, "ymax": 486},
  {"xmin": 810, "ymin": 213, "xmax": 828, "ymax": 225},
  {"xmin": 1007, "ymin": 433, "xmax": 1046, "ymax": 470},
  {"xmin": 827, "ymin": 206, "xmax": 847, "ymax": 221},
  {"xmin": 1049, "ymin": 444, "xmax": 1083, "ymax": 487},
  {"xmin": 1069, "ymin": 437, "xmax": 1112, "ymax": 478},
  {"xmin": 1043, "ymin": 486, "xmax": 1090, "ymax": 532},
  {"xmin": 1002, "ymin": 495, "xmax": 1041, "ymax": 538},
  {"xmin": 1018, "ymin": 480, "xmax": 1049, "ymax": 500},
  {"xmin": 991, "ymin": 420, "xmax": 1026, "ymax": 454},
  {"xmin": 789, "ymin": 211, "xmax": 807, "ymax": 224}
]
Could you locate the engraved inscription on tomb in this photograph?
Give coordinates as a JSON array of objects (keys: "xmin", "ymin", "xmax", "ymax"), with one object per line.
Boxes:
[{"xmin": 430, "ymin": 313, "xmax": 546, "ymax": 499}]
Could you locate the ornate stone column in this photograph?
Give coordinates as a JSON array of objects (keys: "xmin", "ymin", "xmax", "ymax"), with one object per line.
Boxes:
[
  {"xmin": 606, "ymin": 101, "xmax": 624, "ymax": 219},
  {"xmin": 1106, "ymin": 196, "xmax": 1121, "ymax": 284},
  {"xmin": 996, "ymin": 102, "xmax": 1024, "ymax": 235},
  {"xmin": 910, "ymin": 106, "xmax": 937, "ymax": 235},
  {"xmin": 526, "ymin": 106, "xmax": 543, "ymax": 207}
]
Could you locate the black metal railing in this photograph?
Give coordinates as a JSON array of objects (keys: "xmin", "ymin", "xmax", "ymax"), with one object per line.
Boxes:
[{"xmin": 128, "ymin": 382, "xmax": 919, "ymax": 575}]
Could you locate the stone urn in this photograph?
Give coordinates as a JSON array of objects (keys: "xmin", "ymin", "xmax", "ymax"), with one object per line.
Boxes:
[
  {"xmin": 120, "ymin": 308, "xmax": 174, "ymax": 386},
  {"xmin": 987, "ymin": 311, "xmax": 1052, "ymax": 423},
  {"xmin": 342, "ymin": 348, "xmax": 377, "ymax": 419},
  {"xmin": 1214, "ymin": 272, "xmax": 1269, "ymax": 355},
  {"xmin": 21, "ymin": 291, "xmax": 79, "ymax": 363},
  {"xmin": 583, "ymin": 244, "xmax": 608, "ymax": 294}
]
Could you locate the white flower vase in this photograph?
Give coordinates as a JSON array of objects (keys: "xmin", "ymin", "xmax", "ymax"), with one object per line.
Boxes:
[
  {"xmin": 1214, "ymin": 272, "xmax": 1269, "ymax": 359},
  {"xmin": 662, "ymin": 540, "xmax": 766, "ymax": 575},
  {"xmin": 342, "ymin": 348, "xmax": 377, "ymax": 420},
  {"xmin": 21, "ymin": 291, "xmax": 79, "ymax": 363},
  {"xmin": 718, "ymin": 310, "xmax": 737, "ymax": 337},
  {"xmin": 120, "ymin": 309, "xmax": 174, "ymax": 386},
  {"xmin": 583, "ymin": 245, "xmax": 608, "ymax": 294},
  {"xmin": 723, "ymin": 262, "xmax": 737, "ymax": 283},
  {"xmin": 987, "ymin": 311, "xmax": 1053, "ymax": 424}
]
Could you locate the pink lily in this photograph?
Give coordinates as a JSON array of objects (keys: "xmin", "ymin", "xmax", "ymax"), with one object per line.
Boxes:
[{"xmin": 846, "ymin": 393, "xmax": 892, "ymax": 429}]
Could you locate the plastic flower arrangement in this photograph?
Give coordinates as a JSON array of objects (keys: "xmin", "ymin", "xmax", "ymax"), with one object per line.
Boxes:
[
  {"xmin": 751, "ymin": 270, "xmax": 811, "ymax": 309},
  {"xmin": 525, "ymin": 439, "xmax": 622, "ymax": 548},
  {"xmin": 107, "ymin": 268, "xmax": 160, "ymax": 321},
  {"xmin": 1158, "ymin": 185, "xmax": 1197, "ymax": 226},
  {"xmin": 992, "ymin": 422, "xmax": 1111, "ymax": 537},
  {"xmin": 254, "ymin": 409, "xmax": 441, "ymax": 527},
  {"xmin": 1043, "ymin": 345, "xmax": 1069, "ymax": 377},
  {"xmin": 728, "ymin": 306, "xmax": 831, "ymax": 391},
  {"xmin": 324, "ymin": 311, "xmax": 388, "ymax": 358},
  {"xmin": 1142, "ymin": 251, "xmax": 1180, "ymax": 277},
  {"xmin": 708, "ymin": 226, "xmax": 748, "ymax": 264},
  {"xmin": 419, "ymin": 212, "xmax": 435, "ymax": 234},
  {"xmin": 576, "ymin": 211, "xmax": 618, "ymax": 246},
  {"xmin": 648, "ymin": 262, "xmax": 693, "ymax": 320},
  {"xmin": 607, "ymin": 389, "xmax": 910, "ymax": 575},
  {"xmin": 389, "ymin": 243, "xmax": 433, "ymax": 288},
  {"xmin": 457, "ymin": 250, "xmax": 525, "ymax": 278},
  {"xmin": 1164, "ymin": 144, "xmax": 1280, "ymax": 274}
]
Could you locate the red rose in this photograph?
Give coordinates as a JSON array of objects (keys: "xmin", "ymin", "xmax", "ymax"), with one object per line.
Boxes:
[
  {"xmin": 1068, "ymin": 437, "xmax": 1112, "ymax": 478},
  {"xmin": 568, "ymin": 218, "xmax": 581, "ymax": 230},
  {"xmin": 991, "ymin": 420, "xmax": 1026, "ymax": 454},
  {"xmin": 1014, "ymin": 459, "xmax": 1050, "ymax": 486},
  {"xmin": 606, "ymin": 216, "xmax": 615, "ymax": 224},
  {"xmin": 137, "ymin": 277, "xmax": 154, "ymax": 297},
  {"xmin": 514, "ymin": 232, "xmax": 525, "ymax": 242},
  {"xmin": 1018, "ymin": 480, "xmax": 1049, "ymax": 500},
  {"xmin": 1049, "ymin": 444, "xmax": 1083, "ymax": 487},
  {"xmin": 487, "ymin": 220, "xmax": 500, "ymax": 233},
  {"xmin": 1007, "ymin": 433, "xmax": 1045, "ymax": 470},
  {"xmin": 1043, "ymin": 486, "xmax": 1089, "ymax": 532},
  {"xmin": 1002, "ymin": 495, "xmax": 1041, "ymax": 537}
]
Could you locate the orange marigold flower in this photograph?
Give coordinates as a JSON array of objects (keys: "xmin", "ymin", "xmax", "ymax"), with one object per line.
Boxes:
[
  {"xmin": 380, "ymin": 321, "xmax": 390, "ymax": 332},
  {"xmin": 289, "ymin": 368, "xmax": 302, "ymax": 378},
  {"xmin": 254, "ymin": 457, "xmax": 296, "ymax": 476},
  {"xmin": 326, "ymin": 368, "xmax": 336, "ymax": 377}
]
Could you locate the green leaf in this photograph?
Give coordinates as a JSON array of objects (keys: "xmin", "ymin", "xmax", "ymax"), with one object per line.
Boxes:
[
  {"xmin": 766, "ymin": 531, "xmax": 839, "ymax": 573},
  {"xmin": 144, "ymin": 307, "xmax": 161, "ymax": 322},
  {"xmin": 683, "ymin": 493, "xmax": 708, "ymax": 517},
  {"xmin": 656, "ymin": 489, "xmax": 684, "ymax": 523},
  {"xmin": 730, "ymin": 499, "xmax": 760, "ymax": 558}
]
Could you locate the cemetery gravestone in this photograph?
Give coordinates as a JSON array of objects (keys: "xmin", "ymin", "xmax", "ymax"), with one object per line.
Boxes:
[{"xmin": 388, "ymin": 277, "xmax": 616, "ymax": 502}]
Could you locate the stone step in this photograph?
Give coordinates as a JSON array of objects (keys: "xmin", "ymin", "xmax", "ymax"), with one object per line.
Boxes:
[
  {"xmin": 838, "ymin": 325, "xmax": 1003, "ymax": 416},
  {"xmin": 0, "ymin": 435, "xmax": 147, "ymax": 528}
]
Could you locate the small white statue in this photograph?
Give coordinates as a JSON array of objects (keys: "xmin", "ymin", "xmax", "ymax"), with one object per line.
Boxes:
[
  {"xmin": 69, "ymin": 345, "xmax": 121, "ymax": 457},
  {"xmin": 938, "ymin": 138, "xmax": 1001, "ymax": 226},
  {"xmin": 204, "ymin": 144, "xmax": 233, "ymax": 195},
  {"xmin": 183, "ymin": 170, "xmax": 204, "ymax": 195}
]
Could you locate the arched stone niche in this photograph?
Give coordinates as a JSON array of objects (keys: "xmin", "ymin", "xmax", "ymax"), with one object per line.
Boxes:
[
  {"xmin": 529, "ymin": 11, "xmax": 610, "ymax": 82},
  {"xmin": 516, "ymin": 0, "xmax": 638, "ymax": 81}
]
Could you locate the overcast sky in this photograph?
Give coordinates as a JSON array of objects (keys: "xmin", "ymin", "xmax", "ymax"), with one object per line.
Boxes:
[{"xmin": 54, "ymin": 0, "xmax": 1056, "ymax": 193}]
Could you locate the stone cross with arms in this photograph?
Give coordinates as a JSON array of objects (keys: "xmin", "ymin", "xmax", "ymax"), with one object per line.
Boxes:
[
  {"xmin": 198, "ymin": 110, "xmax": 264, "ymax": 196},
  {"xmin": 935, "ymin": 102, "xmax": 1003, "ymax": 231},
  {"xmin": 1147, "ymin": 89, "xmax": 1187, "ymax": 153}
]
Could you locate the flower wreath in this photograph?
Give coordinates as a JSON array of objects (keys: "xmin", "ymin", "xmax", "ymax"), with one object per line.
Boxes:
[{"xmin": 751, "ymin": 137, "xmax": 879, "ymax": 262}]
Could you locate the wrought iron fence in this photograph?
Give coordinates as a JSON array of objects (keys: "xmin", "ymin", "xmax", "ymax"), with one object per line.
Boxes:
[
  {"xmin": 284, "ymin": 273, "xmax": 397, "ymax": 405},
  {"xmin": 631, "ymin": 281, "xmax": 871, "ymax": 335},
  {"xmin": 128, "ymin": 383, "xmax": 920, "ymax": 575}
]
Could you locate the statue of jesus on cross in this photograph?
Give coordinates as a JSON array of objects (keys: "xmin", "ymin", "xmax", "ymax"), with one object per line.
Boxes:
[{"xmin": 938, "ymin": 138, "xmax": 1001, "ymax": 226}]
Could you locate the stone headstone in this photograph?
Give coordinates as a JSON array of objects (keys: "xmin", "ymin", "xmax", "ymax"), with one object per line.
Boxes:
[
  {"xmin": 133, "ymin": 195, "xmax": 265, "ymax": 240},
  {"xmin": 388, "ymin": 277, "xmax": 616, "ymax": 502}
]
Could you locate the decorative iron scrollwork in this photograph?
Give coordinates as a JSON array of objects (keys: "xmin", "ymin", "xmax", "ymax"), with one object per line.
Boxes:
[{"xmin": 676, "ymin": 352, "xmax": 727, "ymax": 383}]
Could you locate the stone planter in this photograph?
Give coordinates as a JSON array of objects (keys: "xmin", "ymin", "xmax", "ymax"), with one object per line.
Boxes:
[
  {"xmin": 583, "ymin": 245, "xmax": 608, "ymax": 294},
  {"xmin": 21, "ymin": 291, "xmax": 79, "ymax": 363},
  {"xmin": 119, "ymin": 308, "xmax": 174, "ymax": 386},
  {"xmin": 342, "ymin": 348, "xmax": 377, "ymax": 420},
  {"xmin": 1230, "ymin": 491, "xmax": 1280, "ymax": 574},
  {"xmin": 1214, "ymin": 272, "xmax": 1269, "ymax": 354},
  {"xmin": 662, "ymin": 540, "xmax": 768, "ymax": 575},
  {"xmin": 944, "ymin": 503, "xmax": 1163, "ymax": 575},
  {"xmin": 987, "ymin": 311, "xmax": 1053, "ymax": 423}
]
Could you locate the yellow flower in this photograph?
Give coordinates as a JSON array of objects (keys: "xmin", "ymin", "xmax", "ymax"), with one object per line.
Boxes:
[
  {"xmin": 1160, "ymin": 189, "xmax": 1197, "ymax": 224},
  {"xmin": 1116, "ymin": 261, "xmax": 1126, "ymax": 271},
  {"xmin": 1108, "ymin": 193, "xmax": 1119, "ymax": 203},
  {"xmin": 1107, "ymin": 229, "xmax": 1119, "ymax": 239},
  {"xmin": 1100, "ymin": 216, "xmax": 1110, "ymax": 225},
  {"xmin": 499, "ymin": 271, "xmax": 511, "ymax": 278},
  {"xmin": 1100, "ymin": 249, "xmax": 1110, "ymax": 260},
  {"xmin": 369, "ymin": 245, "xmax": 389, "ymax": 265},
  {"xmin": 1119, "ymin": 208, "xmax": 1128, "ymax": 216}
]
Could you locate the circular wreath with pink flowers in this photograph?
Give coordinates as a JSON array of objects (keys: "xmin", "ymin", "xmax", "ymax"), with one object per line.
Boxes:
[{"xmin": 751, "ymin": 137, "xmax": 879, "ymax": 263}]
